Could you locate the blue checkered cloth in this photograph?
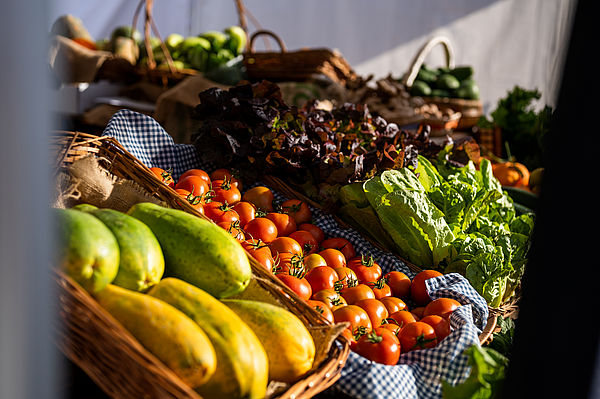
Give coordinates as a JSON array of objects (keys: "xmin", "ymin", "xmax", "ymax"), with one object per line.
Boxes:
[{"xmin": 102, "ymin": 109, "xmax": 489, "ymax": 399}]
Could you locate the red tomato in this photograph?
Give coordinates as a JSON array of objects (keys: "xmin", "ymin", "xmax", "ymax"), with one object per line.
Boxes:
[
  {"xmin": 276, "ymin": 274, "xmax": 312, "ymax": 301},
  {"xmin": 305, "ymin": 266, "xmax": 338, "ymax": 293},
  {"xmin": 269, "ymin": 236, "xmax": 303, "ymax": 258},
  {"xmin": 423, "ymin": 298, "xmax": 462, "ymax": 320},
  {"xmin": 379, "ymin": 322, "xmax": 402, "ymax": 336},
  {"xmin": 369, "ymin": 278, "xmax": 392, "ymax": 300},
  {"xmin": 232, "ymin": 201, "xmax": 256, "ymax": 227},
  {"xmin": 243, "ymin": 217, "xmax": 278, "ymax": 243},
  {"xmin": 379, "ymin": 296, "xmax": 407, "ymax": 315},
  {"xmin": 411, "ymin": 306, "xmax": 425, "ymax": 320},
  {"xmin": 333, "ymin": 305, "xmax": 372, "ymax": 335},
  {"xmin": 306, "ymin": 299, "xmax": 334, "ymax": 324},
  {"xmin": 332, "ymin": 267, "xmax": 358, "ymax": 290},
  {"xmin": 398, "ymin": 321, "xmax": 438, "ymax": 352},
  {"xmin": 150, "ymin": 167, "xmax": 174, "ymax": 187},
  {"xmin": 242, "ymin": 239, "xmax": 274, "ymax": 272},
  {"xmin": 354, "ymin": 328, "xmax": 401, "ymax": 365},
  {"xmin": 319, "ymin": 248, "xmax": 346, "ymax": 269},
  {"xmin": 312, "ymin": 289, "xmax": 348, "ymax": 311},
  {"xmin": 385, "ymin": 271, "xmax": 411, "ymax": 299},
  {"xmin": 303, "ymin": 253, "xmax": 328, "ymax": 271},
  {"xmin": 203, "ymin": 201, "xmax": 239, "ymax": 224},
  {"xmin": 287, "ymin": 230, "xmax": 318, "ymax": 255},
  {"xmin": 265, "ymin": 212, "xmax": 297, "ymax": 237},
  {"xmin": 410, "ymin": 270, "xmax": 443, "ymax": 306},
  {"xmin": 340, "ymin": 283, "xmax": 376, "ymax": 305},
  {"xmin": 298, "ymin": 223, "xmax": 325, "ymax": 244},
  {"xmin": 355, "ymin": 298, "xmax": 389, "ymax": 328},
  {"xmin": 217, "ymin": 221, "xmax": 245, "ymax": 241},
  {"xmin": 321, "ymin": 237, "xmax": 356, "ymax": 260},
  {"xmin": 420, "ymin": 315, "xmax": 451, "ymax": 342},
  {"xmin": 176, "ymin": 190, "xmax": 205, "ymax": 213},
  {"xmin": 242, "ymin": 186, "xmax": 274, "ymax": 212},
  {"xmin": 174, "ymin": 188, "xmax": 191, "ymax": 197},
  {"xmin": 347, "ymin": 255, "xmax": 382, "ymax": 285},
  {"xmin": 388, "ymin": 310, "xmax": 417, "ymax": 329},
  {"xmin": 211, "ymin": 179, "xmax": 241, "ymax": 205},
  {"xmin": 179, "ymin": 169, "xmax": 211, "ymax": 186},
  {"xmin": 175, "ymin": 175, "xmax": 210, "ymax": 197},
  {"xmin": 273, "ymin": 252, "xmax": 304, "ymax": 275},
  {"xmin": 210, "ymin": 168, "xmax": 242, "ymax": 191},
  {"xmin": 281, "ymin": 199, "xmax": 312, "ymax": 225}
]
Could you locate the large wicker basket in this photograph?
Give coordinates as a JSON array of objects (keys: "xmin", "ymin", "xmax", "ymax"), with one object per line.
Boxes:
[{"xmin": 51, "ymin": 131, "xmax": 350, "ymax": 399}]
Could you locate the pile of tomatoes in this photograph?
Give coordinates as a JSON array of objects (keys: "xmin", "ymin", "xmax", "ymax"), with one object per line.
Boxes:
[{"xmin": 150, "ymin": 166, "xmax": 463, "ymax": 366}]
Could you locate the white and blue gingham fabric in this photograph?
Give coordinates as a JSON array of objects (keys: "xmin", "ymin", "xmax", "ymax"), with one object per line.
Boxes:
[{"xmin": 102, "ymin": 109, "xmax": 489, "ymax": 399}]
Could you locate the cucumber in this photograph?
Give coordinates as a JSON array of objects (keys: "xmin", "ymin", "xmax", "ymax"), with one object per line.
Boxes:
[
  {"xmin": 127, "ymin": 202, "xmax": 251, "ymax": 298},
  {"xmin": 148, "ymin": 278, "xmax": 268, "ymax": 399}
]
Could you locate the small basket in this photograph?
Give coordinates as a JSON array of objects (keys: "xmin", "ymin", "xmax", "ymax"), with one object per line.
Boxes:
[
  {"xmin": 51, "ymin": 131, "xmax": 350, "ymax": 399},
  {"xmin": 243, "ymin": 30, "xmax": 357, "ymax": 85},
  {"xmin": 403, "ymin": 36, "xmax": 483, "ymax": 129}
]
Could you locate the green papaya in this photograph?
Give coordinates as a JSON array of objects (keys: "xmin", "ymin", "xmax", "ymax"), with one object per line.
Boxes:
[
  {"xmin": 80, "ymin": 208, "xmax": 165, "ymax": 292},
  {"xmin": 52, "ymin": 208, "xmax": 119, "ymax": 293},
  {"xmin": 94, "ymin": 284, "xmax": 216, "ymax": 388},
  {"xmin": 148, "ymin": 278, "xmax": 268, "ymax": 399},
  {"xmin": 126, "ymin": 202, "xmax": 251, "ymax": 298}
]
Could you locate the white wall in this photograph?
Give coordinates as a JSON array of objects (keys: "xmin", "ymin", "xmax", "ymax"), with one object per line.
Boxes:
[{"xmin": 49, "ymin": 0, "xmax": 576, "ymax": 114}]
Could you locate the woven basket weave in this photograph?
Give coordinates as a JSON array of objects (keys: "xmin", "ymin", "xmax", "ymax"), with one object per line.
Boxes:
[{"xmin": 51, "ymin": 130, "xmax": 350, "ymax": 399}]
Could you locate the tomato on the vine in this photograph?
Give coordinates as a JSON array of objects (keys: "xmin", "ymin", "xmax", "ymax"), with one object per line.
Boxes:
[
  {"xmin": 411, "ymin": 307, "xmax": 425, "ymax": 320},
  {"xmin": 203, "ymin": 201, "xmax": 239, "ymax": 224},
  {"xmin": 298, "ymin": 223, "xmax": 325, "ymax": 244},
  {"xmin": 354, "ymin": 298, "xmax": 389, "ymax": 328},
  {"xmin": 175, "ymin": 175, "xmax": 210, "ymax": 197},
  {"xmin": 265, "ymin": 212, "xmax": 297, "ymax": 237},
  {"xmin": 369, "ymin": 278, "xmax": 392, "ymax": 300},
  {"xmin": 305, "ymin": 266, "xmax": 338, "ymax": 293},
  {"xmin": 340, "ymin": 328, "xmax": 358, "ymax": 350},
  {"xmin": 321, "ymin": 237, "xmax": 356, "ymax": 260},
  {"xmin": 388, "ymin": 310, "xmax": 417, "ymax": 329},
  {"xmin": 423, "ymin": 297, "xmax": 461, "ymax": 320},
  {"xmin": 276, "ymin": 274, "xmax": 312, "ymax": 301},
  {"xmin": 340, "ymin": 283, "xmax": 376, "ymax": 305},
  {"xmin": 332, "ymin": 267, "xmax": 358, "ymax": 290},
  {"xmin": 354, "ymin": 328, "xmax": 401, "ymax": 365},
  {"xmin": 217, "ymin": 221, "xmax": 245, "ymax": 241},
  {"xmin": 385, "ymin": 271, "xmax": 411, "ymax": 299},
  {"xmin": 211, "ymin": 179, "xmax": 241, "ymax": 205},
  {"xmin": 379, "ymin": 321, "xmax": 402, "ymax": 336},
  {"xmin": 379, "ymin": 296, "xmax": 407, "ymax": 315},
  {"xmin": 306, "ymin": 299, "xmax": 334, "ymax": 324},
  {"xmin": 319, "ymin": 248, "xmax": 346, "ymax": 269},
  {"xmin": 269, "ymin": 236, "xmax": 303, "ymax": 258},
  {"xmin": 347, "ymin": 255, "xmax": 382, "ymax": 285},
  {"xmin": 179, "ymin": 169, "xmax": 211, "ymax": 186},
  {"xmin": 410, "ymin": 269, "xmax": 443, "ymax": 306},
  {"xmin": 242, "ymin": 239, "xmax": 274, "ymax": 272},
  {"xmin": 243, "ymin": 217, "xmax": 278, "ymax": 243},
  {"xmin": 420, "ymin": 315, "xmax": 451, "ymax": 342},
  {"xmin": 333, "ymin": 305, "xmax": 372, "ymax": 335},
  {"xmin": 281, "ymin": 199, "xmax": 312, "ymax": 225},
  {"xmin": 150, "ymin": 167, "xmax": 174, "ymax": 187},
  {"xmin": 232, "ymin": 201, "xmax": 256, "ymax": 227},
  {"xmin": 273, "ymin": 252, "xmax": 304, "ymax": 275},
  {"xmin": 287, "ymin": 230, "xmax": 318, "ymax": 255},
  {"xmin": 312, "ymin": 289, "xmax": 347, "ymax": 311},
  {"xmin": 303, "ymin": 253, "xmax": 328, "ymax": 271},
  {"xmin": 210, "ymin": 168, "xmax": 242, "ymax": 191},
  {"xmin": 242, "ymin": 186, "xmax": 274, "ymax": 212},
  {"xmin": 398, "ymin": 321, "xmax": 438, "ymax": 352}
]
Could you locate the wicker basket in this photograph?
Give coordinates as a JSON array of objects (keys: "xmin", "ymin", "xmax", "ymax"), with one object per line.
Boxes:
[
  {"xmin": 51, "ymin": 131, "xmax": 350, "ymax": 399},
  {"xmin": 243, "ymin": 30, "xmax": 357, "ymax": 85},
  {"xmin": 402, "ymin": 36, "xmax": 483, "ymax": 129}
]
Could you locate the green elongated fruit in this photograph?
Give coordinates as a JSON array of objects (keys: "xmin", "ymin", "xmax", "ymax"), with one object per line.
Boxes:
[
  {"xmin": 222, "ymin": 299, "xmax": 315, "ymax": 383},
  {"xmin": 199, "ymin": 30, "xmax": 228, "ymax": 51},
  {"xmin": 126, "ymin": 202, "xmax": 251, "ymax": 298},
  {"xmin": 94, "ymin": 284, "xmax": 216, "ymax": 388},
  {"xmin": 81, "ymin": 207, "xmax": 164, "ymax": 292},
  {"xmin": 53, "ymin": 208, "xmax": 119, "ymax": 293},
  {"xmin": 224, "ymin": 25, "xmax": 247, "ymax": 55},
  {"xmin": 148, "ymin": 278, "xmax": 268, "ymax": 399}
]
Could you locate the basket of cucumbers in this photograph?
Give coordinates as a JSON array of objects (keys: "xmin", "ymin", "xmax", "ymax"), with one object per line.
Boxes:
[{"xmin": 402, "ymin": 36, "xmax": 483, "ymax": 128}]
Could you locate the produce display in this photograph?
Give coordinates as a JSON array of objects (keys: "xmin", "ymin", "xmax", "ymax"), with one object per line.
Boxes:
[{"xmin": 409, "ymin": 63, "xmax": 480, "ymax": 100}]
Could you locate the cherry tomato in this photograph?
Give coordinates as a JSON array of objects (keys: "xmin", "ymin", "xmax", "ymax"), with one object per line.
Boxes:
[
  {"xmin": 423, "ymin": 298, "xmax": 462, "ymax": 320},
  {"xmin": 333, "ymin": 305, "xmax": 372, "ymax": 335},
  {"xmin": 321, "ymin": 237, "xmax": 356, "ymax": 260},
  {"xmin": 150, "ymin": 167, "xmax": 174, "ymax": 187},
  {"xmin": 411, "ymin": 306, "xmax": 425, "ymax": 320},
  {"xmin": 319, "ymin": 248, "xmax": 346, "ymax": 269},
  {"xmin": 243, "ymin": 217, "xmax": 278, "ymax": 243},
  {"xmin": 210, "ymin": 168, "xmax": 242, "ymax": 191},
  {"xmin": 179, "ymin": 169, "xmax": 211, "ymax": 186},
  {"xmin": 332, "ymin": 267, "xmax": 358, "ymax": 290},
  {"xmin": 347, "ymin": 255, "xmax": 382, "ymax": 285},
  {"xmin": 370, "ymin": 278, "xmax": 392, "ymax": 300},
  {"xmin": 175, "ymin": 175, "xmax": 210, "ymax": 197},
  {"xmin": 303, "ymin": 253, "xmax": 328, "ymax": 271},
  {"xmin": 420, "ymin": 315, "xmax": 451, "ymax": 342},
  {"xmin": 232, "ymin": 201, "xmax": 256, "ymax": 227},
  {"xmin": 398, "ymin": 321, "xmax": 438, "ymax": 352},
  {"xmin": 298, "ymin": 223, "xmax": 325, "ymax": 244},
  {"xmin": 265, "ymin": 212, "xmax": 297, "ymax": 237},
  {"xmin": 410, "ymin": 270, "xmax": 443, "ymax": 306},
  {"xmin": 276, "ymin": 274, "xmax": 312, "ymax": 301},
  {"xmin": 312, "ymin": 289, "xmax": 347, "ymax": 311},
  {"xmin": 340, "ymin": 283, "xmax": 376, "ymax": 305},
  {"xmin": 203, "ymin": 201, "xmax": 239, "ymax": 224},
  {"xmin": 379, "ymin": 296, "xmax": 407, "ymax": 315},
  {"xmin": 211, "ymin": 179, "xmax": 241, "ymax": 205},
  {"xmin": 355, "ymin": 298, "xmax": 389, "ymax": 328},
  {"xmin": 242, "ymin": 186, "xmax": 274, "ymax": 212},
  {"xmin": 305, "ymin": 266, "xmax": 338, "ymax": 293},
  {"xmin": 269, "ymin": 236, "xmax": 303, "ymax": 258},
  {"xmin": 217, "ymin": 221, "xmax": 245, "ymax": 241},
  {"xmin": 242, "ymin": 239, "xmax": 274, "ymax": 272},
  {"xmin": 388, "ymin": 310, "xmax": 417, "ymax": 329},
  {"xmin": 273, "ymin": 252, "xmax": 304, "ymax": 275},
  {"xmin": 281, "ymin": 199, "xmax": 312, "ymax": 225},
  {"xmin": 287, "ymin": 230, "xmax": 318, "ymax": 255},
  {"xmin": 385, "ymin": 271, "xmax": 411, "ymax": 299},
  {"xmin": 306, "ymin": 299, "xmax": 334, "ymax": 324},
  {"xmin": 354, "ymin": 328, "xmax": 401, "ymax": 365}
]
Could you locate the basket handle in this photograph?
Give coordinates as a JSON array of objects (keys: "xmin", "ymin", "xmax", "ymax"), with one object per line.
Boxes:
[
  {"xmin": 131, "ymin": 0, "xmax": 177, "ymax": 73},
  {"xmin": 247, "ymin": 29, "xmax": 287, "ymax": 53},
  {"xmin": 403, "ymin": 36, "xmax": 455, "ymax": 87}
]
